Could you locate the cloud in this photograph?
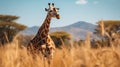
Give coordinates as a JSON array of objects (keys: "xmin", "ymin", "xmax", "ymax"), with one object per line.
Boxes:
[{"xmin": 76, "ymin": 0, "xmax": 88, "ymax": 5}]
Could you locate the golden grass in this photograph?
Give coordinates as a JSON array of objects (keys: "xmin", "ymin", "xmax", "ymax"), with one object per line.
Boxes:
[{"xmin": 0, "ymin": 40, "xmax": 120, "ymax": 67}]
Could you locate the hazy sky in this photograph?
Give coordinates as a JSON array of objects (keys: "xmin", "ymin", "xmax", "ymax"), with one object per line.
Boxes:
[{"xmin": 0, "ymin": 0, "xmax": 120, "ymax": 27}]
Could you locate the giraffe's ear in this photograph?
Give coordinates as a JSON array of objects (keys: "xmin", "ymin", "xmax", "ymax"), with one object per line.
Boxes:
[
  {"xmin": 45, "ymin": 8, "xmax": 48, "ymax": 11},
  {"xmin": 57, "ymin": 8, "xmax": 59, "ymax": 10}
]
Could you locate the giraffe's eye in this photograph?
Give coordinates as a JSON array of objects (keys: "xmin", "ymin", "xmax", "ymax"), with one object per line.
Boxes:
[
  {"xmin": 53, "ymin": 8, "xmax": 56, "ymax": 11},
  {"xmin": 49, "ymin": 10, "xmax": 52, "ymax": 12}
]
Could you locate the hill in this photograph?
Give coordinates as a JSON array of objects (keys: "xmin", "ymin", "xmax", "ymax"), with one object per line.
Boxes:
[{"xmin": 20, "ymin": 21, "xmax": 96, "ymax": 40}]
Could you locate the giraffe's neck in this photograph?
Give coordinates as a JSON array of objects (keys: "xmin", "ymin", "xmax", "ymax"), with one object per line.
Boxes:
[
  {"xmin": 31, "ymin": 13, "xmax": 52, "ymax": 45},
  {"xmin": 38, "ymin": 13, "xmax": 51, "ymax": 37}
]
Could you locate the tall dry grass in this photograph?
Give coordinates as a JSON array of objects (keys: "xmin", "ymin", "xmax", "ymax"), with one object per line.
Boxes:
[{"xmin": 0, "ymin": 39, "xmax": 120, "ymax": 67}]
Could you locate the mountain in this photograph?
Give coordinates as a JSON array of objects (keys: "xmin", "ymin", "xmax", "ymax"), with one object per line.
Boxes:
[{"xmin": 20, "ymin": 21, "xmax": 96, "ymax": 40}]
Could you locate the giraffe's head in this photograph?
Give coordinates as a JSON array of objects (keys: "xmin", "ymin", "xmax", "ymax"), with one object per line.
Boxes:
[{"xmin": 45, "ymin": 3, "xmax": 60, "ymax": 19}]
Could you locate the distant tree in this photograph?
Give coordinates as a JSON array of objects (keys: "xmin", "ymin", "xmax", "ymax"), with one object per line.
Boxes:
[
  {"xmin": 94, "ymin": 20, "xmax": 120, "ymax": 47},
  {"xmin": 0, "ymin": 15, "xmax": 27, "ymax": 45},
  {"xmin": 50, "ymin": 31, "xmax": 72, "ymax": 48}
]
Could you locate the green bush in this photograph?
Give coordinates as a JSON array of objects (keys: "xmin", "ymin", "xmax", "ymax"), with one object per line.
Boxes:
[{"xmin": 50, "ymin": 31, "xmax": 72, "ymax": 48}]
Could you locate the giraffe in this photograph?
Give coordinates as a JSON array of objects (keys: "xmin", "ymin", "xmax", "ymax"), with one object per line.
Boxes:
[{"xmin": 27, "ymin": 3, "xmax": 60, "ymax": 65}]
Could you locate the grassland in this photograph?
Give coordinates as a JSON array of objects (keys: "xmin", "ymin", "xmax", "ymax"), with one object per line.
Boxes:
[{"xmin": 0, "ymin": 39, "xmax": 120, "ymax": 67}]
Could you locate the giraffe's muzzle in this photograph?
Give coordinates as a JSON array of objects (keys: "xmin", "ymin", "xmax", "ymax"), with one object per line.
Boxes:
[{"xmin": 56, "ymin": 14, "xmax": 60, "ymax": 19}]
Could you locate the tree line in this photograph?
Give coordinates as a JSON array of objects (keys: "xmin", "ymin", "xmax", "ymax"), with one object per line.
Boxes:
[
  {"xmin": 0, "ymin": 14, "xmax": 120, "ymax": 48},
  {"xmin": 0, "ymin": 15, "xmax": 27, "ymax": 45}
]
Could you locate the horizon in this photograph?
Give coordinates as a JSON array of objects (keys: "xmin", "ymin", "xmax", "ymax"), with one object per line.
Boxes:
[
  {"xmin": 30, "ymin": 21, "xmax": 94, "ymax": 28},
  {"xmin": 0, "ymin": 0, "xmax": 120, "ymax": 27}
]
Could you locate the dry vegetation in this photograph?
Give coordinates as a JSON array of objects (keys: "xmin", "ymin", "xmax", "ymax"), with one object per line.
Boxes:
[
  {"xmin": 0, "ymin": 37, "xmax": 120, "ymax": 67},
  {"xmin": 0, "ymin": 20, "xmax": 120, "ymax": 67}
]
